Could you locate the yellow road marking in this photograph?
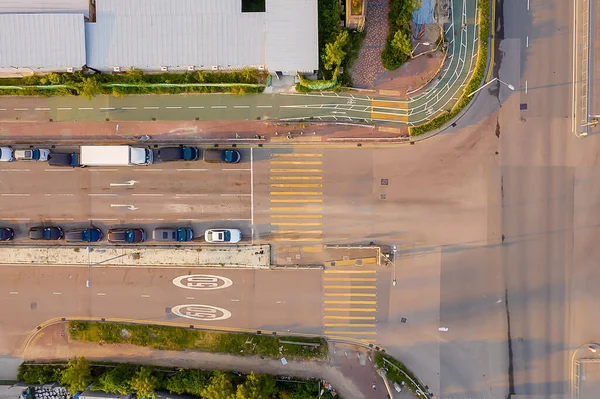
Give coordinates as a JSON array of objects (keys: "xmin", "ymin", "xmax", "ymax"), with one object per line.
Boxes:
[
  {"xmin": 271, "ymin": 153, "xmax": 323, "ymax": 157},
  {"xmin": 324, "ymin": 277, "xmax": 376, "ymax": 282},
  {"xmin": 324, "ymin": 285, "xmax": 376, "ymax": 289},
  {"xmin": 324, "ymin": 331, "xmax": 377, "ymax": 335},
  {"xmin": 270, "ymin": 176, "xmax": 323, "ymax": 180},
  {"xmin": 270, "ymin": 161, "xmax": 323, "ymax": 165},
  {"xmin": 372, "ymin": 100, "xmax": 408, "ymax": 110},
  {"xmin": 302, "ymin": 245, "xmax": 324, "ymax": 252},
  {"xmin": 271, "ymin": 237, "xmax": 323, "ymax": 242},
  {"xmin": 270, "ymin": 191, "xmax": 323, "ymax": 195},
  {"xmin": 378, "ymin": 126, "xmax": 402, "ymax": 133},
  {"xmin": 324, "ymin": 308, "xmax": 376, "ymax": 312},
  {"xmin": 271, "ymin": 222, "xmax": 322, "ymax": 226},
  {"xmin": 324, "ymin": 269, "xmax": 377, "ymax": 274},
  {"xmin": 270, "ymin": 168, "xmax": 322, "ymax": 173},
  {"xmin": 324, "ymin": 315, "xmax": 376, "ymax": 320},
  {"xmin": 371, "ymin": 112, "xmax": 409, "ymax": 122},
  {"xmin": 270, "ymin": 199, "xmax": 323, "ymax": 203},
  {"xmin": 271, "ymin": 183, "xmax": 323, "ymax": 188},
  {"xmin": 324, "ymin": 257, "xmax": 378, "ymax": 267},
  {"xmin": 324, "ymin": 323, "xmax": 376, "ymax": 327},
  {"xmin": 378, "ymin": 89, "xmax": 402, "ymax": 96},
  {"xmin": 324, "ymin": 300, "xmax": 377, "ymax": 305},
  {"xmin": 271, "ymin": 214, "xmax": 323, "ymax": 219},
  {"xmin": 325, "ymin": 293, "xmax": 376, "ymax": 297},
  {"xmin": 273, "ymin": 230, "xmax": 323, "ymax": 234},
  {"xmin": 270, "ymin": 207, "xmax": 323, "ymax": 211}
]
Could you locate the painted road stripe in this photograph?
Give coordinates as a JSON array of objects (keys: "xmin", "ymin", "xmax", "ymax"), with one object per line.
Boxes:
[
  {"xmin": 270, "ymin": 237, "xmax": 322, "ymax": 242},
  {"xmin": 324, "ymin": 331, "xmax": 377, "ymax": 335},
  {"xmin": 325, "ymin": 258, "xmax": 378, "ymax": 267},
  {"xmin": 270, "ymin": 169, "xmax": 322, "ymax": 173},
  {"xmin": 100, "ymin": 107, "xmax": 115, "ymax": 110},
  {"xmin": 324, "ymin": 308, "xmax": 376, "ymax": 312},
  {"xmin": 270, "ymin": 176, "xmax": 322, "ymax": 180},
  {"xmin": 302, "ymin": 246, "xmax": 324, "ymax": 252},
  {"xmin": 271, "ymin": 153, "xmax": 323, "ymax": 157},
  {"xmin": 270, "ymin": 191, "xmax": 322, "ymax": 196},
  {"xmin": 271, "ymin": 183, "xmax": 323, "ymax": 188},
  {"xmin": 371, "ymin": 112, "xmax": 408, "ymax": 123},
  {"xmin": 324, "ymin": 285, "xmax": 376, "ymax": 289},
  {"xmin": 273, "ymin": 230, "xmax": 323, "ymax": 234},
  {"xmin": 166, "ymin": 106, "xmax": 182, "ymax": 109},
  {"xmin": 257, "ymin": 105, "xmax": 272, "ymax": 108},
  {"xmin": 14, "ymin": 108, "xmax": 28, "ymax": 111},
  {"xmin": 35, "ymin": 108, "xmax": 50, "ymax": 111},
  {"xmin": 132, "ymin": 169, "xmax": 163, "ymax": 172},
  {"xmin": 271, "ymin": 214, "xmax": 322, "ymax": 218},
  {"xmin": 271, "ymin": 222, "xmax": 322, "ymax": 226},
  {"xmin": 44, "ymin": 169, "xmax": 74, "ymax": 172},
  {"xmin": 144, "ymin": 106, "xmax": 159, "ymax": 110},
  {"xmin": 324, "ymin": 323, "xmax": 376, "ymax": 327},
  {"xmin": 211, "ymin": 106, "xmax": 227, "ymax": 109},
  {"xmin": 97, "ymin": 293, "xmax": 106, "ymax": 296},
  {"xmin": 371, "ymin": 100, "xmax": 408, "ymax": 109},
  {"xmin": 57, "ymin": 108, "xmax": 73, "ymax": 111},
  {"xmin": 188, "ymin": 106, "xmax": 204, "ymax": 109},
  {"xmin": 324, "ymin": 300, "xmax": 377, "ymax": 305},
  {"xmin": 325, "ymin": 293, "xmax": 377, "ymax": 297},
  {"xmin": 324, "ymin": 316, "xmax": 376, "ymax": 320},
  {"xmin": 270, "ymin": 199, "xmax": 323, "ymax": 203},
  {"xmin": 53, "ymin": 292, "xmax": 62, "ymax": 295},
  {"xmin": 175, "ymin": 194, "xmax": 208, "ymax": 197},
  {"xmin": 324, "ymin": 278, "xmax": 377, "ymax": 282},
  {"xmin": 9, "ymin": 291, "xmax": 18, "ymax": 295},
  {"xmin": 270, "ymin": 161, "xmax": 323, "ymax": 165},
  {"xmin": 270, "ymin": 207, "xmax": 323, "ymax": 211},
  {"xmin": 0, "ymin": 169, "xmax": 30, "ymax": 172},
  {"xmin": 79, "ymin": 107, "xmax": 94, "ymax": 110},
  {"xmin": 1, "ymin": 193, "xmax": 29, "ymax": 196},
  {"xmin": 89, "ymin": 193, "xmax": 118, "ymax": 197},
  {"xmin": 176, "ymin": 168, "xmax": 208, "ymax": 172},
  {"xmin": 324, "ymin": 270, "xmax": 376, "ymax": 274},
  {"xmin": 132, "ymin": 193, "xmax": 163, "ymax": 197},
  {"xmin": 90, "ymin": 168, "xmax": 118, "ymax": 172},
  {"xmin": 122, "ymin": 107, "xmax": 137, "ymax": 110},
  {"xmin": 234, "ymin": 105, "xmax": 250, "ymax": 108}
]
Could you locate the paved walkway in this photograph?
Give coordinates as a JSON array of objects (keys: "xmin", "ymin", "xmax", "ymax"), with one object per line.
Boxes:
[{"xmin": 350, "ymin": 0, "xmax": 389, "ymax": 88}]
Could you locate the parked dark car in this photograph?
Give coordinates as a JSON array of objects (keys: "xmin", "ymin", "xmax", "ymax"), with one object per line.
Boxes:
[
  {"xmin": 157, "ymin": 147, "xmax": 199, "ymax": 162},
  {"xmin": 65, "ymin": 228, "xmax": 103, "ymax": 242},
  {"xmin": 152, "ymin": 227, "xmax": 194, "ymax": 242},
  {"xmin": 203, "ymin": 148, "xmax": 241, "ymax": 163},
  {"xmin": 107, "ymin": 228, "xmax": 146, "ymax": 243},
  {"xmin": 48, "ymin": 153, "xmax": 81, "ymax": 167},
  {"xmin": 29, "ymin": 226, "xmax": 63, "ymax": 240},
  {"xmin": 0, "ymin": 227, "xmax": 14, "ymax": 241}
]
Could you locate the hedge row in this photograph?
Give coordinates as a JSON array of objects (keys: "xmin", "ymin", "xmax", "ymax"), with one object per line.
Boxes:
[{"xmin": 410, "ymin": 0, "xmax": 490, "ymax": 136}]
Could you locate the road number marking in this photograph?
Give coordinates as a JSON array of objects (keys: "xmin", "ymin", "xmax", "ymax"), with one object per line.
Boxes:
[
  {"xmin": 172, "ymin": 274, "xmax": 233, "ymax": 290},
  {"xmin": 172, "ymin": 304, "xmax": 232, "ymax": 321}
]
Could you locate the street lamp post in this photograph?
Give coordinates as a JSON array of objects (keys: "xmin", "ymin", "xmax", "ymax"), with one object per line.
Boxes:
[
  {"xmin": 467, "ymin": 77, "xmax": 515, "ymax": 97},
  {"xmin": 86, "ymin": 249, "xmax": 128, "ymax": 288},
  {"xmin": 392, "ymin": 245, "xmax": 397, "ymax": 286}
]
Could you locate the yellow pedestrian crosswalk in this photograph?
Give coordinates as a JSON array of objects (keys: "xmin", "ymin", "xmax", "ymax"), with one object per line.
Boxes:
[
  {"xmin": 322, "ymin": 268, "xmax": 378, "ymax": 342},
  {"xmin": 269, "ymin": 151, "xmax": 324, "ymax": 259}
]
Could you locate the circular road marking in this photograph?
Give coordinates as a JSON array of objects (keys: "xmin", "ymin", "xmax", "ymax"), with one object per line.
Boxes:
[
  {"xmin": 171, "ymin": 304, "xmax": 232, "ymax": 322},
  {"xmin": 172, "ymin": 274, "xmax": 233, "ymax": 290}
]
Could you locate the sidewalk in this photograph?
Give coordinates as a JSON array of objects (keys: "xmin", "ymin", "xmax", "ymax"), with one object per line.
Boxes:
[{"xmin": 23, "ymin": 323, "xmax": 417, "ymax": 399}]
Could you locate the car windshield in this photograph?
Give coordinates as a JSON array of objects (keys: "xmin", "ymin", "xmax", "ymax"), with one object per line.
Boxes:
[
  {"xmin": 125, "ymin": 230, "xmax": 134, "ymax": 242},
  {"xmin": 176, "ymin": 229, "xmax": 186, "ymax": 241},
  {"xmin": 31, "ymin": 149, "xmax": 40, "ymax": 160},
  {"xmin": 183, "ymin": 148, "xmax": 192, "ymax": 160},
  {"xmin": 224, "ymin": 231, "xmax": 231, "ymax": 241},
  {"xmin": 224, "ymin": 151, "xmax": 234, "ymax": 162},
  {"xmin": 82, "ymin": 230, "xmax": 91, "ymax": 241},
  {"xmin": 43, "ymin": 228, "xmax": 51, "ymax": 239}
]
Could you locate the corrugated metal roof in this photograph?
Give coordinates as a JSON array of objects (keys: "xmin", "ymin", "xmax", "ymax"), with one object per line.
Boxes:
[
  {"xmin": 0, "ymin": 13, "xmax": 86, "ymax": 68},
  {"xmin": 0, "ymin": 0, "xmax": 89, "ymax": 16},
  {"xmin": 265, "ymin": 0, "xmax": 319, "ymax": 72}
]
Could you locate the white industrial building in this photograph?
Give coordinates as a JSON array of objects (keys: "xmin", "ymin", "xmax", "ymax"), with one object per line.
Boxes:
[{"xmin": 0, "ymin": 0, "xmax": 319, "ymax": 75}]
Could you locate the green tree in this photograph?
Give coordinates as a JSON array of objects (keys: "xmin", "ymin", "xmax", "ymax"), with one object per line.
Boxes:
[
  {"xmin": 235, "ymin": 373, "xmax": 277, "ymax": 399},
  {"xmin": 81, "ymin": 77, "xmax": 101, "ymax": 99},
  {"xmin": 202, "ymin": 372, "xmax": 235, "ymax": 399},
  {"xmin": 93, "ymin": 365, "xmax": 137, "ymax": 395},
  {"xmin": 165, "ymin": 369, "xmax": 211, "ymax": 396},
  {"xmin": 391, "ymin": 30, "xmax": 412, "ymax": 58},
  {"xmin": 130, "ymin": 367, "xmax": 158, "ymax": 399},
  {"xmin": 323, "ymin": 30, "xmax": 349, "ymax": 70},
  {"xmin": 61, "ymin": 357, "xmax": 92, "ymax": 395}
]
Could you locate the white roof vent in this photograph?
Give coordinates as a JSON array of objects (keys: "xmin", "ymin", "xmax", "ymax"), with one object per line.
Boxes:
[
  {"xmin": 66, "ymin": 67, "xmax": 74, "ymax": 73},
  {"xmin": 113, "ymin": 66, "xmax": 121, "ymax": 72},
  {"xmin": 161, "ymin": 66, "xmax": 168, "ymax": 72},
  {"xmin": 187, "ymin": 66, "xmax": 195, "ymax": 71},
  {"xmin": 211, "ymin": 65, "xmax": 218, "ymax": 71}
]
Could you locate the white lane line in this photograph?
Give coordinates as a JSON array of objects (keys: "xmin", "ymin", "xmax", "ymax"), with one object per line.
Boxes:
[
  {"xmin": 211, "ymin": 106, "xmax": 227, "ymax": 109},
  {"xmin": 7, "ymin": 218, "xmax": 30, "ymax": 221},
  {"xmin": 14, "ymin": 108, "xmax": 29, "ymax": 111},
  {"xmin": 525, "ymin": 81, "xmax": 528, "ymax": 94},
  {"xmin": 53, "ymin": 292, "xmax": 62, "ymax": 295},
  {"xmin": 572, "ymin": 0, "xmax": 577, "ymax": 133},
  {"xmin": 79, "ymin": 107, "xmax": 94, "ymax": 110},
  {"xmin": 97, "ymin": 292, "xmax": 106, "ymax": 296},
  {"xmin": 46, "ymin": 218, "xmax": 74, "ymax": 221},
  {"xmin": 230, "ymin": 299, "xmax": 240, "ymax": 302},
  {"xmin": 57, "ymin": 107, "xmax": 72, "ymax": 111},
  {"xmin": 189, "ymin": 106, "xmax": 204, "ymax": 109},
  {"xmin": 132, "ymin": 193, "xmax": 163, "ymax": 197},
  {"xmin": 166, "ymin": 106, "xmax": 182, "ymax": 109},
  {"xmin": 35, "ymin": 108, "xmax": 50, "ymax": 111},
  {"xmin": 234, "ymin": 105, "xmax": 249, "ymax": 109},
  {"xmin": 90, "ymin": 168, "xmax": 118, "ymax": 172},
  {"xmin": 526, "ymin": 36, "xmax": 529, "ymax": 48},
  {"xmin": 141, "ymin": 294, "xmax": 150, "ymax": 298},
  {"xmin": 257, "ymin": 105, "xmax": 273, "ymax": 108},
  {"xmin": 177, "ymin": 218, "xmax": 202, "ymax": 221},
  {"xmin": 89, "ymin": 193, "xmax": 118, "ymax": 197},
  {"xmin": 222, "ymin": 168, "xmax": 251, "ymax": 171},
  {"xmin": 227, "ymin": 218, "xmax": 252, "ymax": 221},
  {"xmin": 9, "ymin": 291, "xmax": 18, "ymax": 295},
  {"xmin": 1, "ymin": 193, "xmax": 29, "ymax": 196},
  {"xmin": 0, "ymin": 169, "xmax": 30, "ymax": 172},
  {"xmin": 44, "ymin": 169, "xmax": 74, "ymax": 172},
  {"xmin": 44, "ymin": 194, "xmax": 75, "ymax": 196},
  {"xmin": 132, "ymin": 169, "xmax": 163, "ymax": 172},
  {"xmin": 88, "ymin": 218, "xmax": 118, "ymax": 221},
  {"xmin": 176, "ymin": 169, "xmax": 208, "ymax": 172},
  {"xmin": 122, "ymin": 107, "xmax": 137, "ymax": 110},
  {"xmin": 175, "ymin": 194, "xmax": 207, "ymax": 197},
  {"xmin": 100, "ymin": 107, "xmax": 115, "ymax": 110},
  {"xmin": 134, "ymin": 218, "xmax": 164, "ymax": 221},
  {"xmin": 144, "ymin": 106, "xmax": 159, "ymax": 110},
  {"xmin": 527, "ymin": 0, "xmax": 529, "ymax": 10},
  {"xmin": 0, "ymin": 109, "xmax": 7, "ymax": 111},
  {"xmin": 186, "ymin": 296, "xmax": 195, "ymax": 300},
  {"xmin": 250, "ymin": 147, "xmax": 254, "ymax": 228},
  {"xmin": 221, "ymin": 193, "xmax": 251, "ymax": 197}
]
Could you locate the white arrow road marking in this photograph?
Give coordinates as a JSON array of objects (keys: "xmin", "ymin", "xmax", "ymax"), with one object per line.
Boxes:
[
  {"xmin": 110, "ymin": 204, "xmax": 139, "ymax": 210},
  {"xmin": 110, "ymin": 180, "xmax": 138, "ymax": 187}
]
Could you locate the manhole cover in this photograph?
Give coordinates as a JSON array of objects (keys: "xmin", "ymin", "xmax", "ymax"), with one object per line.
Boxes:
[
  {"xmin": 30, "ymin": 302, "xmax": 37, "ymax": 310},
  {"xmin": 401, "ymin": 317, "xmax": 407, "ymax": 323},
  {"xmin": 355, "ymin": 259, "xmax": 363, "ymax": 265},
  {"xmin": 381, "ymin": 194, "xmax": 386, "ymax": 200},
  {"xmin": 330, "ymin": 261, "xmax": 336, "ymax": 266},
  {"xmin": 381, "ymin": 179, "xmax": 388, "ymax": 185},
  {"xmin": 520, "ymin": 103, "xmax": 528, "ymax": 110},
  {"xmin": 165, "ymin": 307, "xmax": 172, "ymax": 314}
]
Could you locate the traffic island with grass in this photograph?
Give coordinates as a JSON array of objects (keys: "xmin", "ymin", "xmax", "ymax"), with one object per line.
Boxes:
[{"xmin": 69, "ymin": 321, "xmax": 328, "ymax": 361}]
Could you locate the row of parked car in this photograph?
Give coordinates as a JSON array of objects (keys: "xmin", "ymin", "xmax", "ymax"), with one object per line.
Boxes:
[
  {"xmin": 0, "ymin": 146, "xmax": 241, "ymax": 165},
  {"xmin": 0, "ymin": 226, "xmax": 242, "ymax": 243}
]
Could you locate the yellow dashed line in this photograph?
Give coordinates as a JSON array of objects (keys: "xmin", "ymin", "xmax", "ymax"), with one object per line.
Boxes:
[
  {"xmin": 270, "ymin": 168, "xmax": 322, "ymax": 173},
  {"xmin": 270, "ymin": 199, "xmax": 323, "ymax": 203},
  {"xmin": 324, "ymin": 293, "xmax": 376, "ymax": 297},
  {"xmin": 324, "ymin": 285, "xmax": 376, "ymax": 289},
  {"xmin": 324, "ymin": 270, "xmax": 376, "ymax": 274},
  {"xmin": 270, "ymin": 207, "xmax": 323, "ymax": 211},
  {"xmin": 271, "ymin": 237, "xmax": 323, "ymax": 242},
  {"xmin": 324, "ymin": 300, "xmax": 377, "ymax": 305},
  {"xmin": 270, "ymin": 176, "xmax": 323, "ymax": 180},
  {"xmin": 324, "ymin": 315, "xmax": 376, "ymax": 320},
  {"xmin": 271, "ymin": 222, "xmax": 322, "ymax": 226},
  {"xmin": 302, "ymin": 245, "xmax": 324, "ymax": 252},
  {"xmin": 324, "ymin": 323, "xmax": 376, "ymax": 327},
  {"xmin": 371, "ymin": 112, "xmax": 409, "ymax": 122},
  {"xmin": 270, "ymin": 161, "xmax": 323, "ymax": 165},
  {"xmin": 324, "ymin": 277, "xmax": 376, "ymax": 282},
  {"xmin": 324, "ymin": 308, "xmax": 376, "ymax": 312},
  {"xmin": 271, "ymin": 183, "xmax": 323, "ymax": 188},
  {"xmin": 271, "ymin": 153, "xmax": 323, "ymax": 157},
  {"xmin": 271, "ymin": 214, "xmax": 323, "ymax": 219},
  {"xmin": 372, "ymin": 100, "xmax": 408, "ymax": 110},
  {"xmin": 273, "ymin": 230, "xmax": 323, "ymax": 234},
  {"xmin": 324, "ymin": 331, "xmax": 377, "ymax": 335},
  {"xmin": 270, "ymin": 191, "xmax": 323, "ymax": 196}
]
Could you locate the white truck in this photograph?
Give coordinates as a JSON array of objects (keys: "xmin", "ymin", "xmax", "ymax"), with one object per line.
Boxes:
[{"xmin": 80, "ymin": 145, "xmax": 153, "ymax": 166}]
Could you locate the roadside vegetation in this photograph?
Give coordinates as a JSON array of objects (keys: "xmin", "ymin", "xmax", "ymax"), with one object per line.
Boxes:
[
  {"xmin": 410, "ymin": 0, "xmax": 490, "ymax": 135},
  {"xmin": 382, "ymin": 0, "xmax": 421, "ymax": 70},
  {"xmin": 0, "ymin": 69, "xmax": 266, "ymax": 98},
  {"xmin": 18, "ymin": 358, "xmax": 338, "ymax": 399},
  {"xmin": 296, "ymin": 0, "xmax": 365, "ymax": 91},
  {"xmin": 374, "ymin": 353, "xmax": 424, "ymax": 396},
  {"xmin": 69, "ymin": 321, "xmax": 327, "ymax": 361}
]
